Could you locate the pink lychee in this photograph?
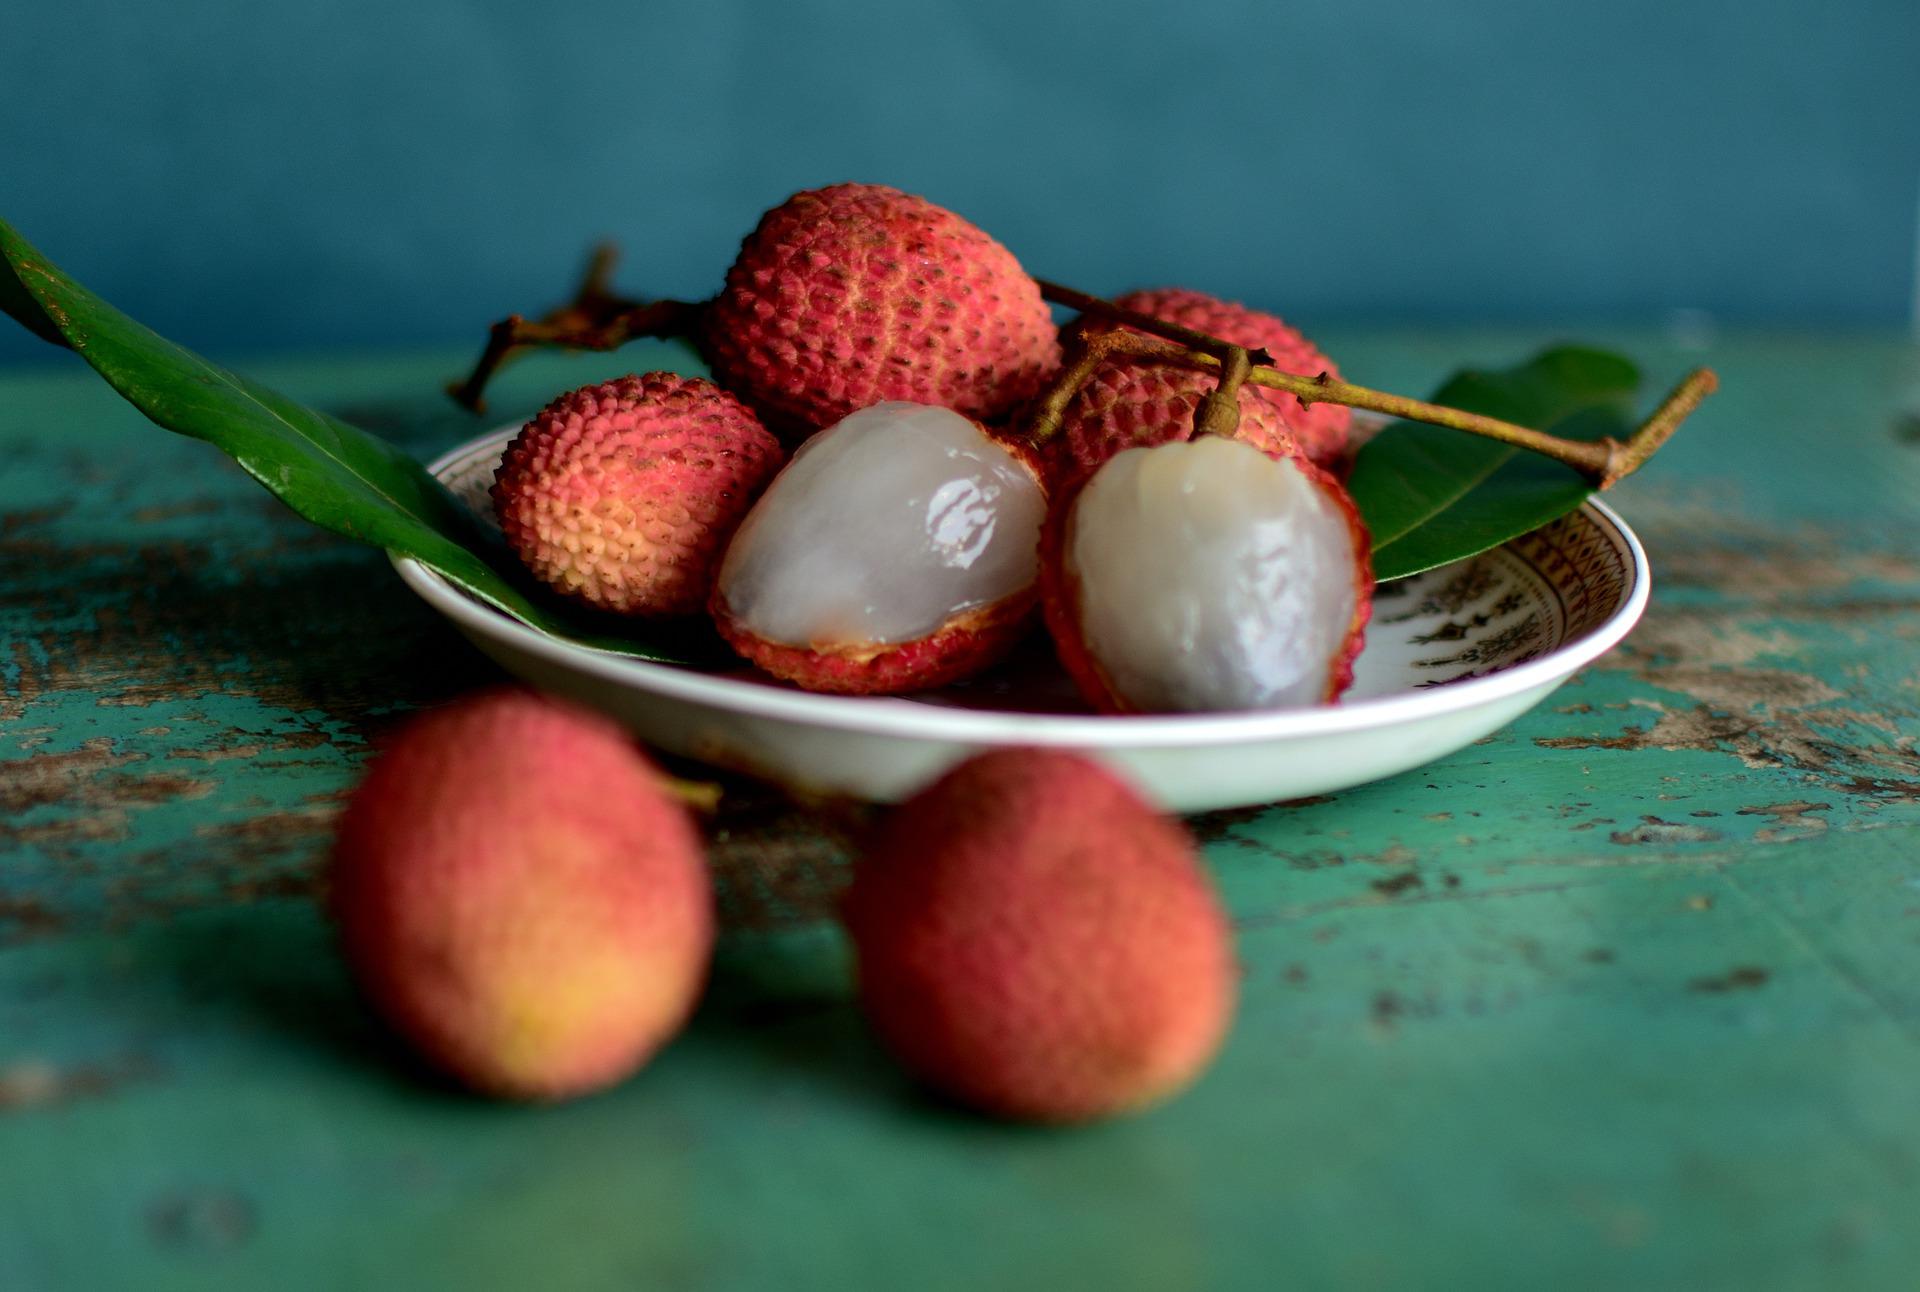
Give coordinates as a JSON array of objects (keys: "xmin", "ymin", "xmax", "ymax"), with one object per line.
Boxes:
[
  {"xmin": 843, "ymin": 748, "xmax": 1236, "ymax": 1123},
  {"xmin": 704, "ymin": 184, "xmax": 1061, "ymax": 437},
  {"xmin": 330, "ymin": 689, "xmax": 712, "ymax": 1101},
  {"xmin": 492, "ymin": 373, "xmax": 784, "ymax": 618}
]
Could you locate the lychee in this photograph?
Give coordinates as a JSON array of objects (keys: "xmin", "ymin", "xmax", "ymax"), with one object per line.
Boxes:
[
  {"xmin": 704, "ymin": 183, "xmax": 1061, "ymax": 436},
  {"xmin": 492, "ymin": 373, "xmax": 784, "ymax": 617},
  {"xmin": 842, "ymin": 748, "xmax": 1235, "ymax": 1122},
  {"xmin": 1042, "ymin": 435, "xmax": 1372, "ymax": 714},
  {"xmin": 330, "ymin": 689, "xmax": 712, "ymax": 1101},
  {"xmin": 710, "ymin": 401, "xmax": 1047, "ymax": 694},
  {"xmin": 1105, "ymin": 287, "xmax": 1351, "ymax": 468},
  {"xmin": 1055, "ymin": 353, "xmax": 1299, "ymax": 478}
]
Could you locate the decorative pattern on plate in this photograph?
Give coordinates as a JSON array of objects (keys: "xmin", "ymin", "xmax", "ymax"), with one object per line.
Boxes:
[
  {"xmin": 1350, "ymin": 507, "xmax": 1633, "ymax": 695},
  {"xmin": 441, "ymin": 436, "xmax": 511, "ymax": 537}
]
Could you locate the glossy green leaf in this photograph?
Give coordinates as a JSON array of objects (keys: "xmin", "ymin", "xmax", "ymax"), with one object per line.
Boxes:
[
  {"xmin": 1348, "ymin": 346, "xmax": 1642, "ymax": 581},
  {"xmin": 0, "ymin": 217, "xmax": 725, "ymax": 666}
]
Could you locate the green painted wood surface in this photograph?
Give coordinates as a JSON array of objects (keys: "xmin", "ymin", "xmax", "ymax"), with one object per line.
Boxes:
[{"xmin": 4, "ymin": 331, "xmax": 1920, "ymax": 1290}]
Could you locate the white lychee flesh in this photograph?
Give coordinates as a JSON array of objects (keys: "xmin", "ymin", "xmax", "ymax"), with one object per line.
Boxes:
[
  {"xmin": 1065, "ymin": 436, "xmax": 1361, "ymax": 713},
  {"xmin": 716, "ymin": 402, "xmax": 1046, "ymax": 648}
]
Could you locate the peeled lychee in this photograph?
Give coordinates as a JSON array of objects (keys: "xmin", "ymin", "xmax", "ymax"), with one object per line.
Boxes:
[
  {"xmin": 1106, "ymin": 287, "xmax": 1350, "ymax": 468},
  {"xmin": 330, "ymin": 689, "xmax": 712, "ymax": 1101},
  {"xmin": 492, "ymin": 373, "xmax": 784, "ymax": 617},
  {"xmin": 711, "ymin": 401, "xmax": 1047, "ymax": 694},
  {"xmin": 1042, "ymin": 435, "xmax": 1372, "ymax": 714},
  {"xmin": 704, "ymin": 183, "xmax": 1061, "ymax": 436},
  {"xmin": 842, "ymin": 748, "xmax": 1235, "ymax": 1123}
]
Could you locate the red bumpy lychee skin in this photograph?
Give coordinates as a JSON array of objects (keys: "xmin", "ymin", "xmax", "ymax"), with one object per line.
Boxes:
[
  {"xmin": 711, "ymin": 594, "xmax": 1037, "ymax": 696},
  {"xmin": 492, "ymin": 373, "xmax": 784, "ymax": 617},
  {"xmin": 330, "ymin": 689, "xmax": 712, "ymax": 1101},
  {"xmin": 1055, "ymin": 358, "xmax": 1298, "ymax": 479},
  {"xmin": 1113, "ymin": 287, "xmax": 1350, "ymax": 467},
  {"xmin": 1039, "ymin": 440, "xmax": 1372, "ymax": 715},
  {"xmin": 843, "ymin": 748, "xmax": 1236, "ymax": 1122},
  {"xmin": 704, "ymin": 183, "xmax": 1062, "ymax": 437},
  {"xmin": 1063, "ymin": 287, "xmax": 1349, "ymax": 471}
]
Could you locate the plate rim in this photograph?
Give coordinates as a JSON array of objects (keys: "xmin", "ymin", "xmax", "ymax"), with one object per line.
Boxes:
[{"xmin": 389, "ymin": 429, "xmax": 1649, "ymax": 749}]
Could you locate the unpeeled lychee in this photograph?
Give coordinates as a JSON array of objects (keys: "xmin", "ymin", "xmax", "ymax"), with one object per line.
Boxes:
[
  {"xmin": 1055, "ymin": 354, "xmax": 1299, "ymax": 479},
  {"xmin": 492, "ymin": 373, "xmax": 784, "ymax": 617},
  {"xmin": 711, "ymin": 401, "xmax": 1047, "ymax": 695},
  {"xmin": 330, "ymin": 689, "xmax": 712, "ymax": 1101},
  {"xmin": 1108, "ymin": 287, "xmax": 1350, "ymax": 468},
  {"xmin": 1042, "ymin": 435, "xmax": 1372, "ymax": 715},
  {"xmin": 842, "ymin": 748, "xmax": 1235, "ymax": 1123},
  {"xmin": 704, "ymin": 184, "xmax": 1061, "ymax": 436}
]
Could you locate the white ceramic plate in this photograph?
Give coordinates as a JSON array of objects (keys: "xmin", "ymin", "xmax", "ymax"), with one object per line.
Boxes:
[{"xmin": 389, "ymin": 427, "xmax": 1649, "ymax": 812}]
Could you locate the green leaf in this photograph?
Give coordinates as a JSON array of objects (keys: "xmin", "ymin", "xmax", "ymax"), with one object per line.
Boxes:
[
  {"xmin": 1348, "ymin": 346, "xmax": 1642, "ymax": 581},
  {"xmin": 1, "ymin": 248, "xmax": 70, "ymax": 348},
  {"xmin": 0, "ymin": 217, "xmax": 724, "ymax": 666}
]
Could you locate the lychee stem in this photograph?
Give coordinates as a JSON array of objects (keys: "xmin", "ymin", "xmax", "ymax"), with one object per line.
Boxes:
[
  {"xmin": 1038, "ymin": 280, "xmax": 1277, "ymax": 368},
  {"xmin": 655, "ymin": 772, "xmax": 723, "ymax": 814},
  {"xmin": 447, "ymin": 244, "xmax": 703, "ymax": 414},
  {"xmin": 1596, "ymin": 367, "xmax": 1719, "ymax": 488},
  {"xmin": 1193, "ymin": 344, "xmax": 1252, "ymax": 441},
  {"xmin": 1024, "ymin": 324, "xmax": 1248, "ymax": 446},
  {"xmin": 1024, "ymin": 321, "xmax": 1131, "ymax": 444},
  {"xmin": 1035, "ymin": 281, "xmax": 1717, "ymax": 488}
]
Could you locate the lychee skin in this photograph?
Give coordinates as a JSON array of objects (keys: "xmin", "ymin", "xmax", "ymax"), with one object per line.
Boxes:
[
  {"xmin": 492, "ymin": 373, "xmax": 784, "ymax": 617},
  {"xmin": 330, "ymin": 689, "xmax": 712, "ymax": 1101},
  {"xmin": 704, "ymin": 183, "xmax": 1061, "ymax": 437},
  {"xmin": 1040, "ymin": 441, "xmax": 1372, "ymax": 715},
  {"xmin": 710, "ymin": 591, "xmax": 1036, "ymax": 696},
  {"xmin": 1104, "ymin": 287, "xmax": 1350, "ymax": 468},
  {"xmin": 1058, "ymin": 358, "xmax": 1298, "ymax": 478},
  {"xmin": 843, "ymin": 749, "xmax": 1235, "ymax": 1123}
]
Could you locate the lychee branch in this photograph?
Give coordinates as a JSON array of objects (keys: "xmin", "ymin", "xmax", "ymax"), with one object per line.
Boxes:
[
  {"xmin": 1241, "ymin": 346, "xmax": 1719, "ymax": 488},
  {"xmin": 447, "ymin": 250, "xmax": 1713, "ymax": 487},
  {"xmin": 1023, "ymin": 323, "xmax": 1134, "ymax": 445},
  {"xmin": 1594, "ymin": 367, "xmax": 1719, "ymax": 488},
  {"xmin": 1022, "ymin": 326, "xmax": 1245, "ymax": 447},
  {"xmin": 448, "ymin": 245, "xmax": 702, "ymax": 414},
  {"xmin": 1038, "ymin": 279, "xmax": 1277, "ymax": 368},
  {"xmin": 1035, "ymin": 282, "xmax": 1718, "ymax": 488}
]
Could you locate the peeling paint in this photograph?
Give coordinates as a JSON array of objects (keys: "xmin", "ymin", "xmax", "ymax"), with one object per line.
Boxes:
[
  {"xmin": 1609, "ymin": 817, "xmax": 1724, "ymax": 846},
  {"xmin": 1736, "ymin": 801, "xmax": 1834, "ymax": 843}
]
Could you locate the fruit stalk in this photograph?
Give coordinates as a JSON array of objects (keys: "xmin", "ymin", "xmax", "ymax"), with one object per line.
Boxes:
[
  {"xmin": 1596, "ymin": 367, "xmax": 1719, "ymax": 487},
  {"xmin": 1037, "ymin": 279, "xmax": 1277, "ymax": 368},
  {"xmin": 1193, "ymin": 344, "xmax": 1252, "ymax": 441},
  {"xmin": 655, "ymin": 771, "xmax": 723, "ymax": 813},
  {"xmin": 448, "ymin": 245, "xmax": 702, "ymax": 413},
  {"xmin": 1033, "ymin": 282, "xmax": 1717, "ymax": 488}
]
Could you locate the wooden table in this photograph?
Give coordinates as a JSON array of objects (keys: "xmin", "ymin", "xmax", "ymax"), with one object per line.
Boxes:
[{"xmin": 4, "ymin": 330, "xmax": 1919, "ymax": 1290}]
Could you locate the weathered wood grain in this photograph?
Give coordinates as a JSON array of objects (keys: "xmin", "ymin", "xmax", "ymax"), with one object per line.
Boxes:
[{"xmin": 3, "ymin": 333, "xmax": 1918, "ymax": 1291}]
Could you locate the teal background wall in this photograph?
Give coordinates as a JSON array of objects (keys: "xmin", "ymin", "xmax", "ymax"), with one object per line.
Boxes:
[{"xmin": 3, "ymin": 0, "xmax": 1917, "ymax": 367}]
